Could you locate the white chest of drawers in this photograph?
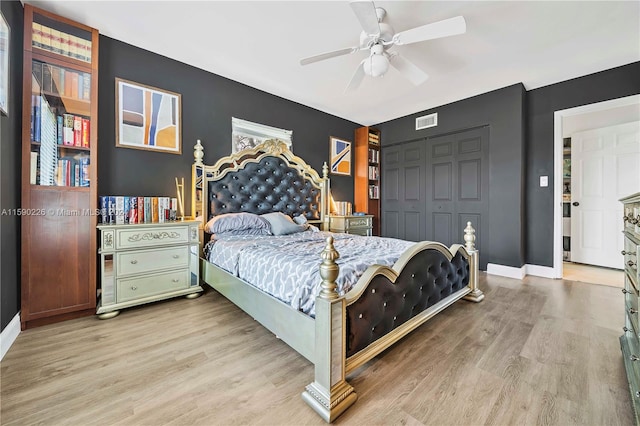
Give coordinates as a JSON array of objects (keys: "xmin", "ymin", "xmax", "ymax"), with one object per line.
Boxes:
[
  {"xmin": 96, "ymin": 220, "xmax": 203, "ymax": 318},
  {"xmin": 620, "ymin": 192, "xmax": 640, "ymax": 424},
  {"xmin": 329, "ymin": 215, "xmax": 373, "ymax": 236}
]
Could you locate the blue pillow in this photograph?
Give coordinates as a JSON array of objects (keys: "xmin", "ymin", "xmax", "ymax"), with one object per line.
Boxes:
[
  {"xmin": 261, "ymin": 212, "xmax": 308, "ymax": 236},
  {"xmin": 205, "ymin": 212, "xmax": 271, "ymax": 234}
]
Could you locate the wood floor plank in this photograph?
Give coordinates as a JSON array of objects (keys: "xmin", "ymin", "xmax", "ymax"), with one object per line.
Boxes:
[{"xmin": 0, "ymin": 273, "xmax": 634, "ymax": 425}]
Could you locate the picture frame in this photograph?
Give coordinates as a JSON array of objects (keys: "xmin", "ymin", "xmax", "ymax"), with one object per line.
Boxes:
[
  {"xmin": 115, "ymin": 78, "xmax": 182, "ymax": 154},
  {"xmin": 0, "ymin": 11, "xmax": 10, "ymax": 116},
  {"xmin": 231, "ymin": 117, "xmax": 293, "ymax": 153},
  {"xmin": 329, "ymin": 136, "xmax": 352, "ymax": 176}
]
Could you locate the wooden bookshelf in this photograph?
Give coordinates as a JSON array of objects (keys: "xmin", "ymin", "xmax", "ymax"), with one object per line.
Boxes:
[
  {"xmin": 20, "ymin": 4, "xmax": 99, "ymax": 329},
  {"xmin": 354, "ymin": 126, "xmax": 381, "ymax": 235}
]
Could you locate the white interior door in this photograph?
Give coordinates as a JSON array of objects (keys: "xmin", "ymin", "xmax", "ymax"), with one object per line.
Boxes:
[{"xmin": 571, "ymin": 121, "xmax": 640, "ymax": 269}]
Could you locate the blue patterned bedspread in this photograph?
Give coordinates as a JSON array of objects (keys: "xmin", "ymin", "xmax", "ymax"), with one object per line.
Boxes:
[{"xmin": 203, "ymin": 231, "xmax": 415, "ymax": 316}]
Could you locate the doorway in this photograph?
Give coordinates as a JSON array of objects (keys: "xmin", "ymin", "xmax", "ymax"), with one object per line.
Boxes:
[{"xmin": 553, "ymin": 94, "xmax": 640, "ymax": 279}]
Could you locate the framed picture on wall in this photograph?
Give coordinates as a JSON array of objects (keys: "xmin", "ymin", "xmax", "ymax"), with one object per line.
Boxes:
[
  {"xmin": 115, "ymin": 78, "xmax": 182, "ymax": 154},
  {"xmin": 231, "ymin": 117, "xmax": 293, "ymax": 153},
  {"xmin": 329, "ymin": 136, "xmax": 351, "ymax": 176},
  {"xmin": 0, "ymin": 11, "xmax": 10, "ymax": 116}
]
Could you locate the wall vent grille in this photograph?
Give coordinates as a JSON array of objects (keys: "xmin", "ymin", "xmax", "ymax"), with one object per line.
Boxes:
[{"xmin": 416, "ymin": 113, "xmax": 438, "ymax": 130}]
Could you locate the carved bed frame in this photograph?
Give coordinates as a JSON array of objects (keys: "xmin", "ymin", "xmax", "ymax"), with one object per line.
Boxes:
[{"xmin": 191, "ymin": 139, "xmax": 485, "ymax": 422}]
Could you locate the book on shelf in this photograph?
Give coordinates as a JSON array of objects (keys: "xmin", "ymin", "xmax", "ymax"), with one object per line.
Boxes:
[
  {"xmin": 73, "ymin": 115, "xmax": 82, "ymax": 147},
  {"xmin": 368, "ymin": 185, "xmax": 380, "ymax": 200},
  {"xmin": 115, "ymin": 196, "xmax": 125, "ymax": 225},
  {"xmin": 144, "ymin": 197, "xmax": 151, "ymax": 223},
  {"xmin": 63, "ymin": 114, "xmax": 74, "ymax": 145},
  {"xmin": 81, "ymin": 118, "xmax": 90, "ymax": 147},
  {"xmin": 151, "ymin": 197, "xmax": 159, "ymax": 223},
  {"xmin": 31, "ymin": 22, "xmax": 42, "ymax": 48},
  {"xmin": 129, "ymin": 197, "xmax": 138, "ymax": 224},
  {"xmin": 137, "ymin": 196, "xmax": 144, "ymax": 224},
  {"xmin": 30, "ymin": 152, "xmax": 39, "ymax": 185},
  {"xmin": 50, "ymin": 29, "xmax": 62, "ymax": 55}
]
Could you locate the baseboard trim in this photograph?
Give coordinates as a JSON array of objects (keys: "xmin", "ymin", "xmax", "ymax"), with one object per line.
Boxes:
[
  {"xmin": 524, "ymin": 264, "xmax": 558, "ymax": 279},
  {"xmin": 486, "ymin": 263, "xmax": 526, "ymax": 279},
  {"xmin": 1, "ymin": 312, "xmax": 21, "ymax": 361}
]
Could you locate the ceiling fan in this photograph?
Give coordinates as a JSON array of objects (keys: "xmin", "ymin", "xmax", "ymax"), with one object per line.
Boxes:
[{"xmin": 300, "ymin": 0, "xmax": 467, "ymax": 91}]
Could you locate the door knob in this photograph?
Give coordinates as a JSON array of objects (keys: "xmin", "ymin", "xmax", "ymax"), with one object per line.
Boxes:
[{"xmin": 572, "ymin": 202, "xmax": 580, "ymax": 206}]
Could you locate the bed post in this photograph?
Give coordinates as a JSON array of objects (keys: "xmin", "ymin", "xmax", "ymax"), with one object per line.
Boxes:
[
  {"xmin": 462, "ymin": 221, "xmax": 485, "ymax": 302},
  {"xmin": 322, "ymin": 162, "xmax": 330, "ymax": 231},
  {"xmin": 302, "ymin": 237, "xmax": 357, "ymax": 422}
]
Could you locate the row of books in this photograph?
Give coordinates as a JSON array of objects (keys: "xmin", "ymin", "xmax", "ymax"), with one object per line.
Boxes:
[
  {"xmin": 30, "ymin": 151, "xmax": 89, "ymax": 187},
  {"xmin": 31, "ymin": 95, "xmax": 90, "ymax": 147},
  {"xmin": 368, "ymin": 148, "xmax": 379, "ymax": 164},
  {"xmin": 369, "ymin": 185, "xmax": 380, "ymax": 200},
  {"xmin": 99, "ymin": 196, "xmax": 179, "ymax": 225},
  {"xmin": 368, "ymin": 131, "xmax": 380, "ymax": 146},
  {"xmin": 368, "ymin": 165, "xmax": 380, "ymax": 180},
  {"xmin": 32, "ymin": 22, "xmax": 92, "ymax": 63},
  {"xmin": 33, "ymin": 61, "xmax": 91, "ymax": 100}
]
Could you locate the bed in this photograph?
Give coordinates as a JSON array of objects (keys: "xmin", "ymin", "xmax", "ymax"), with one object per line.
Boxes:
[{"xmin": 191, "ymin": 139, "xmax": 484, "ymax": 422}]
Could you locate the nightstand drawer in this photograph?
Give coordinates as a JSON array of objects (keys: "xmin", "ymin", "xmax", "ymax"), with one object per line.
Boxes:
[
  {"xmin": 115, "ymin": 225, "xmax": 190, "ymax": 250},
  {"xmin": 117, "ymin": 269, "xmax": 189, "ymax": 302},
  {"xmin": 329, "ymin": 215, "xmax": 373, "ymax": 234},
  {"xmin": 117, "ymin": 246, "xmax": 189, "ymax": 276}
]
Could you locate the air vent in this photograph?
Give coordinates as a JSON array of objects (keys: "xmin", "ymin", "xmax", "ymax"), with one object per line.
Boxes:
[{"xmin": 416, "ymin": 113, "xmax": 438, "ymax": 130}]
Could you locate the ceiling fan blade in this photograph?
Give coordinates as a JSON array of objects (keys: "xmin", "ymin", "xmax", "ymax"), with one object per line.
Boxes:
[
  {"xmin": 349, "ymin": 1, "xmax": 380, "ymax": 36},
  {"xmin": 393, "ymin": 16, "xmax": 466, "ymax": 46},
  {"xmin": 300, "ymin": 46, "xmax": 359, "ymax": 66},
  {"xmin": 389, "ymin": 54, "xmax": 429, "ymax": 85},
  {"xmin": 345, "ymin": 60, "xmax": 366, "ymax": 92}
]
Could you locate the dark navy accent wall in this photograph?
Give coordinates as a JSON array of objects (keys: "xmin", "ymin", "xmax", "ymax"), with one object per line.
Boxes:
[
  {"xmin": 526, "ymin": 62, "xmax": 640, "ymax": 266},
  {"xmin": 1, "ymin": 0, "xmax": 24, "ymax": 331},
  {"xmin": 375, "ymin": 84, "xmax": 526, "ymax": 268},
  {"xmin": 98, "ymin": 37, "xmax": 358, "ymax": 214}
]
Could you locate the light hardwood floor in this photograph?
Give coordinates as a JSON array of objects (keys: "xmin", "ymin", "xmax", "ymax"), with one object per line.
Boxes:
[
  {"xmin": 1, "ymin": 272, "xmax": 633, "ymax": 425},
  {"xmin": 563, "ymin": 262, "xmax": 624, "ymax": 289}
]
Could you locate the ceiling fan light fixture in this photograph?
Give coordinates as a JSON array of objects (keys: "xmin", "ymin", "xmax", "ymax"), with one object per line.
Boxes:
[{"xmin": 363, "ymin": 53, "xmax": 389, "ymax": 77}]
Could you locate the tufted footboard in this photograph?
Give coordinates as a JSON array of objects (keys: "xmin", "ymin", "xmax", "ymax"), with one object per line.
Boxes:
[
  {"xmin": 302, "ymin": 222, "xmax": 484, "ymax": 422},
  {"xmin": 345, "ymin": 247, "xmax": 470, "ymax": 358}
]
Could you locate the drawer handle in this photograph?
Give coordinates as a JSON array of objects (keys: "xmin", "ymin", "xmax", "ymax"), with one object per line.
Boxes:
[
  {"xmin": 172, "ymin": 254, "xmax": 180, "ymax": 259},
  {"xmin": 628, "ymin": 260, "xmax": 637, "ymax": 268},
  {"xmin": 630, "ymin": 308, "xmax": 637, "ymax": 315},
  {"xmin": 131, "ymin": 286, "xmax": 137, "ymax": 291},
  {"xmin": 622, "ymin": 250, "xmax": 637, "ymax": 256},
  {"xmin": 130, "ymin": 260, "xmax": 138, "ymax": 265},
  {"xmin": 172, "ymin": 279, "xmax": 180, "ymax": 283},
  {"xmin": 632, "ymin": 217, "xmax": 639, "ymax": 225},
  {"xmin": 623, "ymin": 288, "xmax": 630, "ymax": 294},
  {"xmin": 624, "ymin": 326, "xmax": 630, "ymax": 332},
  {"xmin": 636, "ymin": 391, "xmax": 640, "ymax": 399},
  {"xmin": 631, "ymin": 355, "xmax": 640, "ymax": 362}
]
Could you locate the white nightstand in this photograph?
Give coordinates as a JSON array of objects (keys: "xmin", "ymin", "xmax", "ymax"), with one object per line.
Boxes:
[
  {"xmin": 329, "ymin": 215, "xmax": 373, "ymax": 236},
  {"xmin": 96, "ymin": 220, "xmax": 203, "ymax": 319}
]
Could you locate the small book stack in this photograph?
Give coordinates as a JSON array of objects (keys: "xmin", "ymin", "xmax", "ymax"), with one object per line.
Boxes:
[{"xmin": 99, "ymin": 196, "xmax": 179, "ymax": 225}]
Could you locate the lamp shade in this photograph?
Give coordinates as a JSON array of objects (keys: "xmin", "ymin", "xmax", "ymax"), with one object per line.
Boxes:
[{"xmin": 363, "ymin": 53, "xmax": 389, "ymax": 77}]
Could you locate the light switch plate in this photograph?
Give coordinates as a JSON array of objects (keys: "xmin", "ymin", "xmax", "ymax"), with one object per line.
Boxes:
[{"xmin": 540, "ymin": 176, "xmax": 548, "ymax": 187}]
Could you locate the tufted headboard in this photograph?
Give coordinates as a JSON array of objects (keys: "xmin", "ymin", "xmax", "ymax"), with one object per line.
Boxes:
[{"xmin": 192, "ymin": 139, "xmax": 330, "ymax": 227}]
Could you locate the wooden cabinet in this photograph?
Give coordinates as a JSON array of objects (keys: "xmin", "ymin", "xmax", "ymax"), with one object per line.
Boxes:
[
  {"xmin": 620, "ymin": 192, "xmax": 640, "ymax": 425},
  {"xmin": 96, "ymin": 221, "xmax": 203, "ymax": 318},
  {"xmin": 329, "ymin": 215, "xmax": 373, "ymax": 236},
  {"xmin": 20, "ymin": 5, "xmax": 99, "ymax": 329},
  {"xmin": 354, "ymin": 126, "xmax": 381, "ymax": 235}
]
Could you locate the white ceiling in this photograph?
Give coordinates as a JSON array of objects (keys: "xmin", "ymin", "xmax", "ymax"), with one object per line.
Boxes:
[{"xmin": 24, "ymin": 1, "xmax": 640, "ymax": 126}]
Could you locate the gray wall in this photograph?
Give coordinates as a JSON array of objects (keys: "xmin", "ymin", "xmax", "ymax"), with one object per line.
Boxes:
[
  {"xmin": 526, "ymin": 62, "xmax": 640, "ymax": 266},
  {"xmin": 375, "ymin": 84, "xmax": 526, "ymax": 269},
  {"xmin": 98, "ymin": 37, "xmax": 359, "ymax": 214},
  {"xmin": 1, "ymin": 0, "xmax": 24, "ymax": 331}
]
